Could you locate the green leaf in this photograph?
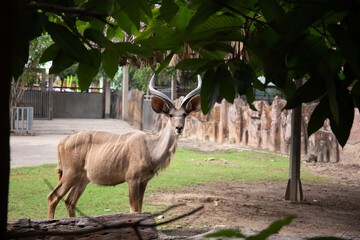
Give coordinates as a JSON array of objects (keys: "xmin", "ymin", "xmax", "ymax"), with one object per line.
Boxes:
[
  {"xmin": 246, "ymin": 85, "xmax": 257, "ymax": 111},
  {"xmin": 188, "ymin": 15, "xmax": 243, "ymax": 41},
  {"xmin": 201, "ymin": 68, "xmax": 219, "ymax": 114},
  {"xmin": 327, "ymin": 50, "xmax": 344, "ymax": 74},
  {"xmin": 326, "ymin": 74, "xmax": 339, "ymax": 124},
  {"xmin": 155, "ymin": 51, "xmax": 175, "ymax": 75},
  {"xmin": 77, "ymin": 49, "xmax": 101, "ymax": 92},
  {"xmin": 247, "ymin": 215, "xmax": 296, "ymax": 240},
  {"xmin": 285, "ymin": 76, "xmax": 326, "ymax": 109},
  {"xmin": 134, "ymin": 0, "xmax": 153, "ymax": 18},
  {"xmin": 113, "ymin": 10, "xmax": 134, "ymax": 35},
  {"xmin": 205, "ymin": 229, "xmax": 245, "ymax": 238},
  {"xmin": 202, "ymin": 42, "xmax": 234, "ymax": 54},
  {"xmin": 45, "ymin": 22, "xmax": 93, "ymax": 67},
  {"xmin": 176, "ymin": 59, "xmax": 222, "ymax": 71},
  {"xmin": 217, "ymin": 66, "xmax": 235, "ymax": 103},
  {"xmin": 328, "ymin": 85, "xmax": 354, "ymax": 147},
  {"xmin": 39, "ymin": 44, "xmax": 59, "ymax": 64},
  {"xmin": 231, "ymin": 62, "xmax": 256, "ymax": 96},
  {"xmin": 116, "ymin": 42, "xmax": 153, "ymax": 57},
  {"xmin": 259, "ymin": 0, "xmax": 285, "ymax": 30},
  {"xmin": 175, "ymin": 7, "xmax": 192, "ymax": 30},
  {"xmin": 186, "ymin": 0, "xmax": 221, "ymax": 33},
  {"xmin": 84, "ymin": 29, "xmax": 128, "ymax": 56},
  {"xmin": 307, "ymin": 96, "xmax": 329, "ymax": 137},
  {"xmin": 135, "ymin": 19, "xmax": 158, "ymax": 42},
  {"xmin": 49, "ymin": 50, "xmax": 75, "ymax": 74},
  {"xmin": 85, "ymin": 29, "xmax": 152, "ymax": 58},
  {"xmin": 101, "ymin": 50, "xmax": 119, "ymax": 79},
  {"xmin": 253, "ymin": 78, "xmax": 266, "ymax": 91},
  {"xmin": 90, "ymin": 18, "xmax": 106, "ymax": 32},
  {"xmin": 199, "ymin": 49, "xmax": 227, "ymax": 61},
  {"xmin": 283, "ymin": 3, "xmax": 323, "ymax": 41},
  {"xmin": 84, "ymin": 0, "xmax": 114, "ymax": 15},
  {"xmin": 328, "ymin": 24, "xmax": 360, "ymax": 80},
  {"xmin": 160, "ymin": 0, "xmax": 179, "ymax": 23},
  {"xmin": 106, "ymin": 25, "xmax": 124, "ymax": 40},
  {"xmin": 122, "ymin": 1, "xmax": 140, "ymax": 31}
]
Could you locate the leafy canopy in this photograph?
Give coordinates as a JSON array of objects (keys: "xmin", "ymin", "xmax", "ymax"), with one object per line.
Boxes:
[{"xmin": 14, "ymin": 0, "xmax": 360, "ymax": 147}]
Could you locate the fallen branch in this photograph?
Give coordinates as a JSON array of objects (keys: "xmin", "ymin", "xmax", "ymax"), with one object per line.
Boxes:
[
  {"xmin": 7, "ymin": 213, "xmax": 157, "ymax": 239},
  {"xmin": 7, "ymin": 205, "xmax": 204, "ymax": 239}
]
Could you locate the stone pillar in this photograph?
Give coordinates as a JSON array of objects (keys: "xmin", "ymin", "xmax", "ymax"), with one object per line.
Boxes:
[
  {"xmin": 122, "ymin": 65, "xmax": 129, "ymax": 121},
  {"xmin": 171, "ymin": 75, "xmax": 177, "ymax": 101},
  {"xmin": 49, "ymin": 75, "xmax": 54, "ymax": 120},
  {"xmin": 104, "ymin": 80, "xmax": 111, "ymax": 118}
]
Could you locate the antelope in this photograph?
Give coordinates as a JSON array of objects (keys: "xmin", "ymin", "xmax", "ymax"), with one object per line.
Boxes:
[{"xmin": 47, "ymin": 75, "xmax": 202, "ymax": 218}]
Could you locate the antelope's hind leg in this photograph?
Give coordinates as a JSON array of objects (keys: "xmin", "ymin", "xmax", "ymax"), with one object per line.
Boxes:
[
  {"xmin": 64, "ymin": 173, "xmax": 89, "ymax": 217},
  {"xmin": 47, "ymin": 175, "xmax": 78, "ymax": 219}
]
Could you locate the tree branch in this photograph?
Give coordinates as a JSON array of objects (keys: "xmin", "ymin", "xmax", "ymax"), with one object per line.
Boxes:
[
  {"xmin": 213, "ymin": 0, "xmax": 267, "ymax": 26},
  {"xmin": 21, "ymin": 3, "xmax": 113, "ymax": 26}
]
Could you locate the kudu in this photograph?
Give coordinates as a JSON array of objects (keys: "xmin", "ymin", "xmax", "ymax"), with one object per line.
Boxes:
[{"xmin": 47, "ymin": 75, "xmax": 202, "ymax": 218}]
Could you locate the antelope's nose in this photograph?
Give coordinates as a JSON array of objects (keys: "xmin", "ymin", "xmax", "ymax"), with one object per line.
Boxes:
[{"xmin": 175, "ymin": 126, "xmax": 183, "ymax": 134}]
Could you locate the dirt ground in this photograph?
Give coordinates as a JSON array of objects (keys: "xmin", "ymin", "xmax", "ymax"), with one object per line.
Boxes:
[{"xmin": 149, "ymin": 138, "xmax": 360, "ymax": 238}]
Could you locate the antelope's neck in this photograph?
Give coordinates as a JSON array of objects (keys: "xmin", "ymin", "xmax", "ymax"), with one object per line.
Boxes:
[{"xmin": 149, "ymin": 121, "xmax": 178, "ymax": 166}]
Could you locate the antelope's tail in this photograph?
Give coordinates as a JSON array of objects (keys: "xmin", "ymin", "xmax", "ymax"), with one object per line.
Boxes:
[{"xmin": 56, "ymin": 142, "xmax": 63, "ymax": 182}]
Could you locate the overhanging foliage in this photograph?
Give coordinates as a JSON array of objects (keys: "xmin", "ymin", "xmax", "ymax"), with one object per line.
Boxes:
[{"xmin": 14, "ymin": 0, "xmax": 360, "ymax": 147}]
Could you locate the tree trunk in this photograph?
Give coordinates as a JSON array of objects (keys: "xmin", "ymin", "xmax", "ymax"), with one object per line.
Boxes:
[
  {"xmin": 122, "ymin": 64, "xmax": 129, "ymax": 121},
  {"xmin": 7, "ymin": 213, "xmax": 158, "ymax": 240},
  {"xmin": 1, "ymin": 1, "xmax": 17, "ymax": 238}
]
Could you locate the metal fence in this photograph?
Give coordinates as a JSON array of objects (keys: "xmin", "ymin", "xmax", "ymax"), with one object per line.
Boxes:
[
  {"xmin": 254, "ymin": 86, "xmax": 283, "ymax": 104},
  {"xmin": 10, "ymin": 107, "xmax": 33, "ymax": 134},
  {"xmin": 21, "ymin": 90, "xmax": 52, "ymax": 119}
]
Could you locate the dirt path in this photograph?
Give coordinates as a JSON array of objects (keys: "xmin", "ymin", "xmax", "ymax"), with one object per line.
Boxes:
[
  {"xmin": 155, "ymin": 138, "xmax": 360, "ymax": 238},
  {"xmin": 148, "ymin": 181, "xmax": 360, "ymax": 237}
]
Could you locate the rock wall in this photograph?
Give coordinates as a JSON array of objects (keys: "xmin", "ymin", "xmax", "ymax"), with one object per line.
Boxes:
[
  {"xmin": 153, "ymin": 96, "xmax": 360, "ymax": 164},
  {"xmin": 339, "ymin": 110, "xmax": 360, "ymax": 165}
]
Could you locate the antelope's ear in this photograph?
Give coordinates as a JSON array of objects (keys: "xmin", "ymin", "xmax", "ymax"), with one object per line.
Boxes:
[
  {"xmin": 151, "ymin": 96, "xmax": 170, "ymax": 114},
  {"xmin": 185, "ymin": 95, "xmax": 201, "ymax": 113}
]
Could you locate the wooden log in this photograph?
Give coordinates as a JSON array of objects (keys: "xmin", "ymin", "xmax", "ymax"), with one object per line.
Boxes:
[{"xmin": 7, "ymin": 213, "xmax": 158, "ymax": 240}]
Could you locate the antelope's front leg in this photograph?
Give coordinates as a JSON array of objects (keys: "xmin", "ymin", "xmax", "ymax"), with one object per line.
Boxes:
[{"xmin": 128, "ymin": 180, "xmax": 148, "ymax": 212}]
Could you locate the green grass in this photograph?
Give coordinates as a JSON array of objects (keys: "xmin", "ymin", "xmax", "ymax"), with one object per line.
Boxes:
[{"xmin": 8, "ymin": 148, "xmax": 325, "ymax": 222}]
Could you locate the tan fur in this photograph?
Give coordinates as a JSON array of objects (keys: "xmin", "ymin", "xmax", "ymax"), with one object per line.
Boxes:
[{"xmin": 47, "ymin": 96, "xmax": 201, "ymax": 219}]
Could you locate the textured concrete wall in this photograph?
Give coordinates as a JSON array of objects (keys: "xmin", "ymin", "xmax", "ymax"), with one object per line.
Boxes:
[{"xmin": 53, "ymin": 92, "xmax": 103, "ymax": 118}]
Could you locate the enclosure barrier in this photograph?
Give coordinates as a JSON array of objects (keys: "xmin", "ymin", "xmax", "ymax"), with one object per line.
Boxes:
[{"xmin": 10, "ymin": 107, "xmax": 33, "ymax": 134}]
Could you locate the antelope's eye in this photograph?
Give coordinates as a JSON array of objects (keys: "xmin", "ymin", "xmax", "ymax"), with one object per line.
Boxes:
[
  {"xmin": 169, "ymin": 114, "xmax": 173, "ymax": 118},
  {"xmin": 183, "ymin": 113, "xmax": 187, "ymax": 117}
]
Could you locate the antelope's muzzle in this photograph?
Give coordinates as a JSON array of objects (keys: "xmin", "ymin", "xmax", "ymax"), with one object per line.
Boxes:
[{"xmin": 175, "ymin": 126, "xmax": 183, "ymax": 135}]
